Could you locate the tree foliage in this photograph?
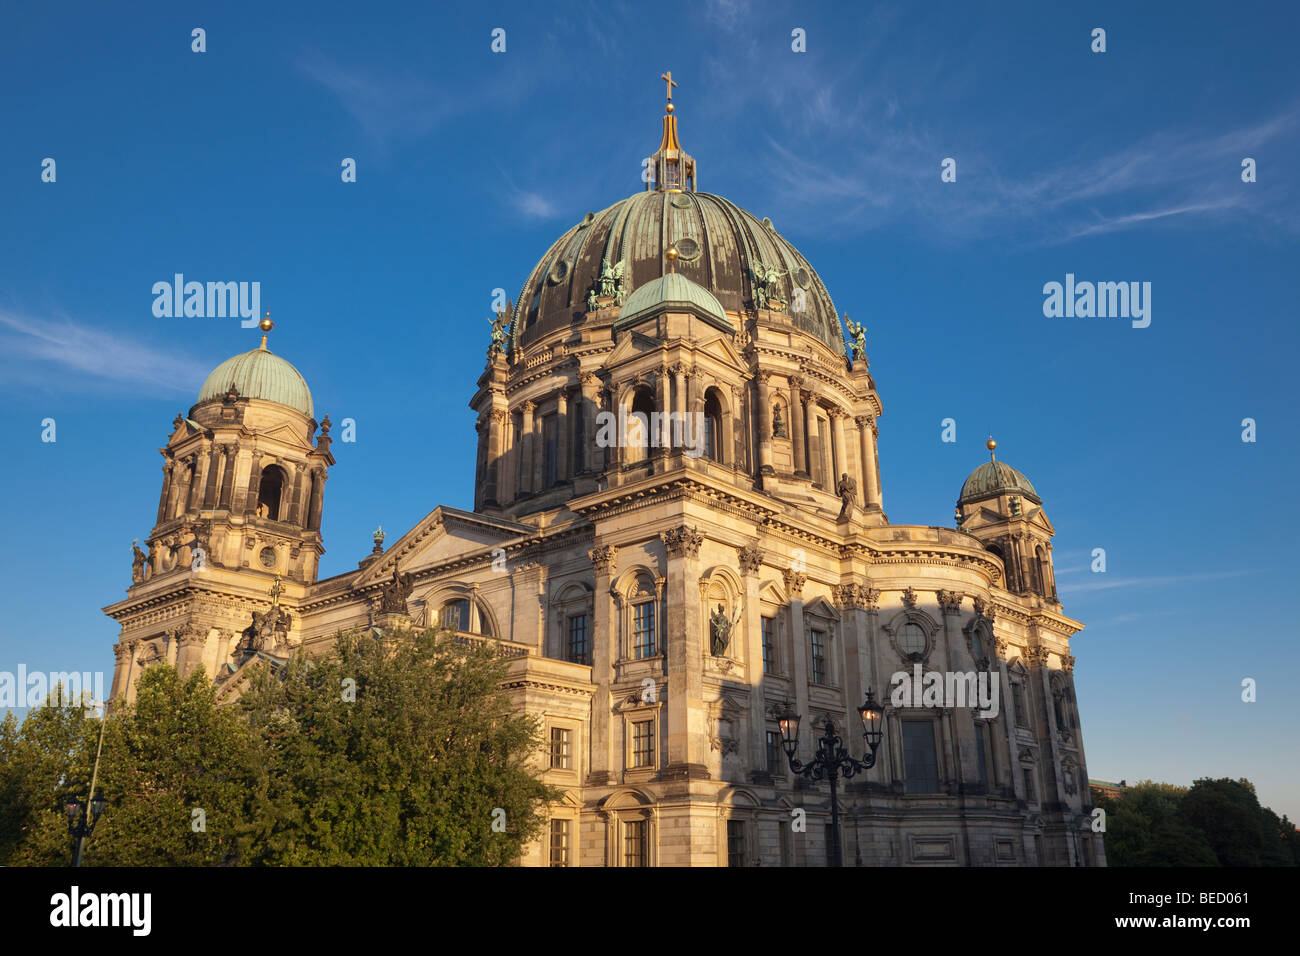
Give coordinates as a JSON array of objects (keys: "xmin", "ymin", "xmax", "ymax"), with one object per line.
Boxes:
[
  {"xmin": 0, "ymin": 627, "xmax": 554, "ymax": 866},
  {"xmin": 1096, "ymin": 777, "xmax": 1298, "ymax": 867}
]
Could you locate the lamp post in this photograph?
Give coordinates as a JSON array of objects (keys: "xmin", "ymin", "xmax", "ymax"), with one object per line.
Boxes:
[
  {"xmin": 777, "ymin": 690, "xmax": 885, "ymax": 867},
  {"xmin": 65, "ymin": 789, "xmax": 106, "ymax": 867}
]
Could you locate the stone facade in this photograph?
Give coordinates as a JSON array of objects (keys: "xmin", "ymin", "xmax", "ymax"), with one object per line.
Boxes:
[{"xmin": 103, "ymin": 95, "xmax": 1103, "ymax": 867}]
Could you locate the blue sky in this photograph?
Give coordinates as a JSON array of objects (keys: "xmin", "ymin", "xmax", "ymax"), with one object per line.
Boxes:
[{"xmin": 2, "ymin": 1, "xmax": 1298, "ymax": 819}]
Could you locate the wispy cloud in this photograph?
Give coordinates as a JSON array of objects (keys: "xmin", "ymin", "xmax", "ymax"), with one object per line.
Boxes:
[
  {"xmin": 1058, "ymin": 569, "xmax": 1251, "ymax": 596},
  {"xmin": 0, "ymin": 310, "xmax": 207, "ymax": 397}
]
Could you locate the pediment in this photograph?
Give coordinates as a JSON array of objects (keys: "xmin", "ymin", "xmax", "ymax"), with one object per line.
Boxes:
[
  {"xmin": 603, "ymin": 330, "xmax": 662, "ymax": 368},
  {"xmin": 352, "ymin": 506, "xmax": 533, "ymax": 586},
  {"xmin": 802, "ymin": 596, "xmax": 840, "ymax": 621},
  {"xmin": 692, "ymin": 333, "xmax": 745, "ymax": 370}
]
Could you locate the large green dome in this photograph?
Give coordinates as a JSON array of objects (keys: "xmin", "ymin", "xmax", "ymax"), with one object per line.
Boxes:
[
  {"xmin": 616, "ymin": 271, "xmax": 730, "ymax": 331},
  {"xmin": 512, "ymin": 190, "xmax": 843, "ymax": 352},
  {"xmin": 959, "ymin": 459, "xmax": 1040, "ymax": 506},
  {"xmin": 196, "ymin": 345, "xmax": 314, "ymax": 417}
]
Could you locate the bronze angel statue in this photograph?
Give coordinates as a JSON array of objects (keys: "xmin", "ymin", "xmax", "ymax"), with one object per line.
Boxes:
[
  {"xmin": 752, "ymin": 262, "xmax": 787, "ymax": 310},
  {"xmin": 844, "ymin": 314, "xmax": 867, "ymax": 361}
]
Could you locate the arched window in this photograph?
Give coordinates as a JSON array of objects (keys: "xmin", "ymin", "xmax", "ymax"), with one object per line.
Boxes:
[
  {"xmin": 441, "ymin": 599, "xmax": 470, "ymax": 632},
  {"xmin": 625, "ymin": 388, "xmax": 656, "ymax": 464},
  {"xmin": 257, "ymin": 464, "xmax": 285, "ymax": 520},
  {"xmin": 703, "ymin": 391, "xmax": 723, "ymax": 462}
]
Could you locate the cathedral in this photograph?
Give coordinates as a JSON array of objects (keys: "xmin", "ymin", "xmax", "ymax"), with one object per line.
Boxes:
[{"xmin": 104, "ymin": 78, "xmax": 1103, "ymax": 867}]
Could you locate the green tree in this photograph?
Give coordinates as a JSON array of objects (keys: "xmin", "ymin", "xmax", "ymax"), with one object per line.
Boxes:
[
  {"xmin": 1180, "ymin": 777, "xmax": 1291, "ymax": 867},
  {"xmin": 0, "ymin": 691, "xmax": 99, "ymax": 866},
  {"xmin": 1096, "ymin": 781, "xmax": 1217, "ymax": 867},
  {"xmin": 241, "ymin": 627, "xmax": 555, "ymax": 865},
  {"xmin": 60, "ymin": 667, "xmax": 267, "ymax": 866}
]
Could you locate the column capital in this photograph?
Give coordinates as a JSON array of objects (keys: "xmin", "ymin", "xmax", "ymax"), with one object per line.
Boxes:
[
  {"xmin": 738, "ymin": 545, "xmax": 765, "ymax": 576},
  {"xmin": 937, "ymin": 589, "xmax": 964, "ymax": 614},
  {"xmin": 661, "ymin": 526, "xmax": 704, "ymax": 558},
  {"xmin": 588, "ymin": 544, "xmax": 619, "ymax": 575},
  {"xmin": 781, "ymin": 567, "xmax": 807, "ymax": 597}
]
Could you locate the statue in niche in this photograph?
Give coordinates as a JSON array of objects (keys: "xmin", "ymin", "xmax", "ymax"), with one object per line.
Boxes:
[
  {"xmin": 772, "ymin": 403, "xmax": 787, "ymax": 438},
  {"xmin": 837, "ymin": 473, "xmax": 857, "ymax": 519},
  {"xmin": 709, "ymin": 602, "xmax": 744, "ymax": 657}
]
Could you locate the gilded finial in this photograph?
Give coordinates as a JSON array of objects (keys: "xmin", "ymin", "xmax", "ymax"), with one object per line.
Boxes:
[
  {"xmin": 986, "ymin": 436, "xmax": 997, "ymax": 461},
  {"xmin": 259, "ymin": 311, "xmax": 274, "ymax": 350},
  {"xmin": 666, "ymin": 245, "xmax": 679, "ymax": 273}
]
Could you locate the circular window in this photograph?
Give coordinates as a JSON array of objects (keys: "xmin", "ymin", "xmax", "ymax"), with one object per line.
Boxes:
[
  {"xmin": 675, "ymin": 237, "xmax": 701, "ymax": 261},
  {"xmin": 579, "ymin": 212, "xmax": 595, "ymax": 228},
  {"xmin": 259, "ymin": 546, "xmax": 277, "ymax": 569},
  {"xmin": 898, "ymin": 623, "xmax": 927, "ymax": 657},
  {"xmin": 794, "ymin": 267, "xmax": 810, "ymax": 289},
  {"xmin": 548, "ymin": 259, "xmax": 570, "ymax": 284},
  {"xmin": 670, "ymin": 194, "xmax": 693, "ymax": 209}
]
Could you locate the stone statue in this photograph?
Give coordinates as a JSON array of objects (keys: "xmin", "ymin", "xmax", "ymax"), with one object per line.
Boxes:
[
  {"xmin": 844, "ymin": 315, "xmax": 867, "ymax": 361},
  {"xmin": 590, "ymin": 258, "xmax": 628, "ymax": 309},
  {"xmin": 836, "ymin": 473, "xmax": 857, "ymax": 519},
  {"xmin": 752, "ymin": 263, "xmax": 787, "ymax": 310},
  {"xmin": 487, "ymin": 308, "xmax": 511, "ymax": 359},
  {"xmin": 709, "ymin": 602, "xmax": 744, "ymax": 657},
  {"xmin": 772, "ymin": 403, "xmax": 787, "ymax": 438},
  {"xmin": 241, "ymin": 604, "xmax": 293, "ymax": 658},
  {"xmin": 380, "ymin": 565, "xmax": 414, "ymax": 615},
  {"xmin": 131, "ymin": 539, "xmax": 146, "ymax": 584}
]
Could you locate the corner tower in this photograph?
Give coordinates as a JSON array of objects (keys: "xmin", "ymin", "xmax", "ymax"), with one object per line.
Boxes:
[{"xmin": 104, "ymin": 316, "xmax": 335, "ymax": 700}]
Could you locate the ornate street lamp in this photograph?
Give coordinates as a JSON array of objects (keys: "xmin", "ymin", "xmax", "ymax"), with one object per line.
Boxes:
[
  {"xmin": 777, "ymin": 689, "xmax": 885, "ymax": 867},
  {"xmin": 65, "ymin": 789, "xmax": 107, "ymax": 867}
]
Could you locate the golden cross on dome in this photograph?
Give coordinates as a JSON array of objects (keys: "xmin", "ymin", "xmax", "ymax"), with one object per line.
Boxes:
[{"xmin": 662, "ymin": 70, "xmax": 677, "ymax": 103}]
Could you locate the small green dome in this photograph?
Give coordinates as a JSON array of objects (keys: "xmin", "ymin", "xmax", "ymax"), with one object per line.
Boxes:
[
  {"xmin": 197, "ymin": 346, "xmax": 313, "ymax": 417},
  {"xmin": 615, "ymin": 272, "xmax": 730, "ymax": 331},
  {"xmin": 959, "ymin": 460, "xmax": 1040, "ymax": 506}
]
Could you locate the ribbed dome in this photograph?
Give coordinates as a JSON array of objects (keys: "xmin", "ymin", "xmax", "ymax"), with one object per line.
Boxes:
[
  {"xmin": 959, "ymin": 460, "xmax": 1040, "ymax": 506},
  {"xmin": 616, "ymin": 272, "xmax": 730, "ymax": 331},
  {"xmin": 196, "ymin": 346, "xmax": 313, "ymax": 417},
  {"xmin": 513, "ymin": 190, "xmax": 842, "ymax": 351}
]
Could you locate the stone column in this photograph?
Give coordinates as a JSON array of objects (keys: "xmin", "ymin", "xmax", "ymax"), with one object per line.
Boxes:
[
  {"xmin": 782, "ymin": 568, "xmax": 809, "ymax": 755},
  {"xmin": 857, "ymin": 417, "xmax": 881, "ymax": 510},
  {"xmin": 531, "ymin": 402, "xmax": 545, "ymax": 492},
  {"xmin": 672, "ymin": 365, "xmax": 686, "ymax": 450},
  {"xmin": 580, "ymin": 374, "xmax": 600, "ymax": 475},
  {"xmin": 653, "ymin": 369, "xmax": 668, "ymax": 460},
  {"xmin": 834, "ymin": 585, "xmax": 868, "ymax": 750},
  {"xmin": 110, "ymin": 641, "xmax": 134, "ymax": 702},
  {"xmin": 789, "ymin": 377, "xmax": 807, "ymax": 477},
  {"xmin": 156, "ymin": 461, "xmax": 174, "ymax": 524},
  {"xmin": 176, "ymin": 625, "xmax": 208, "ymax": 678},
  {"xmin": 217, "ymin": 444, "xmax": 236, "ymax": 510},
  {"xmin": 828, "ymin": 407, "xmax": 843, "ymax": 489},
  {"xmin": 662, "ymin": 526, "xmax": 706, "ymax": 776},
  {"xmin": 740, "ymin": 546, "xmax": 767, "ymax": 778},
  {"xmin": 756, "ymin": 372, "xmax": 774, "ymax": 475},
  {"xmin": 487, "ymin": 409, "xmax": 505, "ymax": 505},
  {"xmin": 245, "ymin": 455, "xmax": 263, "ymax": 516},
  {"xmin": 518, "ymin": 401, "xmax": 535, "ymax": 496},
  {"xmin": 556, "ymin": 390, "xmax": 570, "ymax": 483},
  {"xmin": 202, "ymin": 444, "xmax": 221, "ymax": 509},
  {"xmin": 587, "ymin": 545, "xmax": 619, "ymax": 786},
  {"xmin": 307, "ymin": 470, "xmax": 326, "ymax": 531}
]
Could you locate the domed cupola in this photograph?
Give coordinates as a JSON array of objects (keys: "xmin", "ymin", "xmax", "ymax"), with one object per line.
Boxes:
[
  {"xmin": 508, "ymin": 75, "xmax": 843, "ymax": 354},
  {"xmin": 615, "ymin": 265, "xmax": 730, "ymax": 333},
  {"xmin": 958, "ymin": 457, "xmax": 1041, "ymax": 507},
  {"xmin": 195, "ymin": 318, "xmax": 313, "ymax": 417}
]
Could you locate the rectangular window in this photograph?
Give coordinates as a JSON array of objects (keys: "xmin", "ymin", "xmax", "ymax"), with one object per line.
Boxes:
[
  {"xmin": 810, "ymin": 629, "xmax": 827, "ymax": 684},
  {"xmin": 632, "ymin": 720, "xmax": 654, "ymax": 768},
  {"xmin": 633, "ymin": 600, "xmax": 656, "ymax": 658},
  {"xmin": 1023, "ymin": 767, "xmax": 1037, "ymax": 803},
  {"xmin": 766, "ymin": 730, "xmax": 784, "ymax": 774},
  {"xmin": 567, "ymin": 614, "xmax": 589, "ymax": 665},
  {"xmin": 1013, "ymin": 683, "xmax": 1029, "ymax": 728},
  {"xmin": 902, "ymin": 720, "xmax": 940, "ymax": 794},
  {"xmin": 625, "ymin": 819, "xmax": 648, "ymax": 867},
  {"xmin": 974, "ymin": 722, "xmax": 988, "ymax": 789},
  {"xmin": 549, "ymin": 727, "xmax": 571, "ymax": 770},
  {"xmin": 727, "ymin": 820, "xmax": 746, "ymax": 867},
  {"xmin": 761, "ymin": 616, "xmax": 775, "ymax": 674},
  {"xmin": 549, "ymin": 819, "xmax": 569, "ymax": 867},
  {"xmin": 543, "ymin": 414, "xmax": 558, "ymax": 489}
]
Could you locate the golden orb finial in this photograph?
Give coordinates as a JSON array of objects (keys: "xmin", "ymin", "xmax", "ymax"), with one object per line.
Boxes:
[
  {"xmin": 986, "ymin": 436, "xmax": 997, "ymax": 460},
  {"xmin": 258, "ymin": 311, "xmax": 274, "ymax": 350},
  {"xmin": 666, "ymin": 245, "xmax": 679, "ymax": 273}
]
